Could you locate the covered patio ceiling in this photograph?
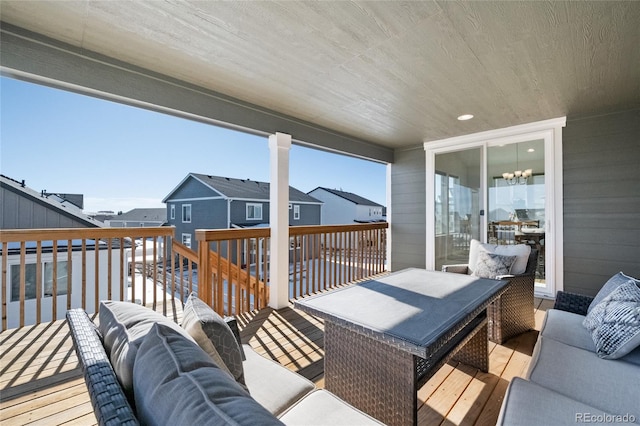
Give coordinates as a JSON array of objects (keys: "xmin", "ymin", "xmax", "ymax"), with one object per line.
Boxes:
[{"xmin": 1, "ymin": 1, "xmax": 639, "ymax": 162}]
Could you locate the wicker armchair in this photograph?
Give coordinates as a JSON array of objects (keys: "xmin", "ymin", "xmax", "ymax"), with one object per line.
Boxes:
[{"xmin": 442, "ymin": 249, "xmax": 538, "ymax": 344}]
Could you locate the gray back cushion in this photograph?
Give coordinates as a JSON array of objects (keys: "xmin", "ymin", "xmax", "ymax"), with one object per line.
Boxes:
[
  {"xmin": 182, "ymin": 293, "xmax": 246, "ymax": 385},
  {"xmin": 134, "ymin": 323, "xmax": 283, "ymax": 426},
  {"xmin": 98, "ymin": 300, "xmax": 193, "ymax": 396}
]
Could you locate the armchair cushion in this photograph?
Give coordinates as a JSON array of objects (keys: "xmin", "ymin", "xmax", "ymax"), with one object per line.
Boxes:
[
  {"xmin": 182, "ymin": 293, "xmax": 246, "ymax": 386},
  {"xmin": 472, "ymin": 250, "xmax": 516, "ymax": 279},
  {"xmin": 583, "ymin": 280, "xmax": 640, "ymax": 359},
  {"xmin": 468, "ymin": 239, "xmax": 531, "ymax": 275}
]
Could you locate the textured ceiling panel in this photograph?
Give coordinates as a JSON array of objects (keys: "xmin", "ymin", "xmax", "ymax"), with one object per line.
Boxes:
[{"xmin": 1, "ymin": 0, "xmax": 638, "ymax": 148}]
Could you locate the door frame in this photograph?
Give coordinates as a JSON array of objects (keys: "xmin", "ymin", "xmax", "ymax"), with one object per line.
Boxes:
[{"xmin": 424, "ymin": 117, "xmax": 566, "ymax": 297}]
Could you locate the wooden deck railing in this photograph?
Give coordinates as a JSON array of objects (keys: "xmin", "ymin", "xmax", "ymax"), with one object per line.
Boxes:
[
  {"xmin": 0, "ymin": 227, "xmax": 174, "ymax": 331},
  {"xmin": 1, "ymin": 222, "xmax": 388, "ymax": 330}
]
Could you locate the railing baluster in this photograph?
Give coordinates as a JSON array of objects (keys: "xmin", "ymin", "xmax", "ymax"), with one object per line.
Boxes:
[
  {"xmin": 2, "ymin": 242, "xmax": 7, "ymax": 331},
  {"xmin": 36, "ymin": 241, "xmax": 42, "ymax": 325},
  {"xmin": 52, "ymin": 240, "xmax": 57, "ymax": 323}
]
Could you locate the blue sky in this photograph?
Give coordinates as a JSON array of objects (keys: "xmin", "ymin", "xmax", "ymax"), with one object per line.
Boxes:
[{"xmin": 0, "ymin": 77, "xmax": 387, "ymax": 213}]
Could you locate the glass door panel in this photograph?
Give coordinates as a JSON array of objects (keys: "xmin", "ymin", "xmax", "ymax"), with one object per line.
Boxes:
[
  {"xmin": 487, "ymin": 140, "xmax": 546, "ymax": 284},
  {"xmin": 434, "ymin": 148, "xmax": 482, "ymax": 271}
]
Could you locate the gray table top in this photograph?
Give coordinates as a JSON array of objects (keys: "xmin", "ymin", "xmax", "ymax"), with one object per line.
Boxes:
[{"xmin": 295, "ymin": 268, "xmax": 508, "ymax": 357}]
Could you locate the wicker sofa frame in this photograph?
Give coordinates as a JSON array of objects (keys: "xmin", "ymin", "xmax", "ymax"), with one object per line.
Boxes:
[
  {"xmin": 66, "ymin": 308, "xmax": 241, "ymax": 426},
  {"xmin": 442, "ymin": 249, "xmax": 538, "ymax": 344}
]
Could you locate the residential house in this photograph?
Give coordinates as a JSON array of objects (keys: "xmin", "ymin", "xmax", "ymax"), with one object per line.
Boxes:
[
  {"xmin": 163, "ymin": 173, "xmax": 322, "ymax": 249},
  {"xmin": 2, "ymin": 2, "xmax": 639, "ymax": 301},
  {"xmin": 0, "ymin": 175, "xmax": 128, "ymax": 328},
  {"xmin": 308, "ymin": 187, "xmax": 384, "ymax": 225},
  {"xmin": 105, "ymin": 208, "xmax": 167, "ymax": 228},
  {"xmin": 1, "ymin": 174, "xmax": 101, "ymax": 229}
]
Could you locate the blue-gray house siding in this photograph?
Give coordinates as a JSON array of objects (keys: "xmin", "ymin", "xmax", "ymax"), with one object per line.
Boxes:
[{"xmin": 163, "ymin": 174, "xmax": 322, "ymax": 252}]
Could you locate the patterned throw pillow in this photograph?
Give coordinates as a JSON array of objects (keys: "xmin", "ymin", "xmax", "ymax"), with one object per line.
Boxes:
[
  {"xmin": 583, "ymin": 280, "xmax": 640, "ymax": 359},
  {"xmin": 182, "ymin": 293, "xmax": 246, "ymax": 386},
  {"xmin": 587, "ymin": 271, "xmax": 640, "ymax": 313},
  {"xmin": 472, "ymin": 250, "xmax": 516, "ymax": 279}
]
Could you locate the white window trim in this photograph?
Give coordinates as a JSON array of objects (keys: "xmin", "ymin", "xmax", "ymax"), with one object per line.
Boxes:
[
  {"xmin": 293, "ymin": 204, "xmax": 300, "ymax": 220},
  {"xmin": 182, "ymin": 233, "xmax": 192, "ymax": 248},
  {"xmin": 10, "ymin": 260, "xmax": 70, "ymax": 302},
  {"xmin": 182, "ymin": 204, "xmax": 192, "ymax": 223},
  {"xmin": 246, "ymin": 203, "xmax": 263, "ymax": 220},
  {"xmin": 170, "ymin": 204, "xmax": 175, "ymax": 220}
]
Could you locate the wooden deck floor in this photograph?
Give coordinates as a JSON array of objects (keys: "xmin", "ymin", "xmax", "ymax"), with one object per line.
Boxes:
[{"xmin": 0, "ymin": 298, "xmax": 554, "ymax": 425}]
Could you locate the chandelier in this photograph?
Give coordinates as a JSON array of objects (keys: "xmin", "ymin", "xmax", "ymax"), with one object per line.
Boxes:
[{"xmin": 502, "ymin": 145, "xmax": 532, "ymax": 185}]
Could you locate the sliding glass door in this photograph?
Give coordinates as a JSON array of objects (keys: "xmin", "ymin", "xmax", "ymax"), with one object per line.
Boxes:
[
  {"xmin": 487, "ymin": 140, "xmax": 546, "ymax": 284},
  {"xmin": 434, "ymin": 148, "xmax": 482, "ymax": 271},
  {"xmin": 426, "ymin": 118, "xmax": 565, "ymax": 298}
]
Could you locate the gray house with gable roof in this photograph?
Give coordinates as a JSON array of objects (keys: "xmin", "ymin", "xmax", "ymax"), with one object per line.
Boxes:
[{"xmin": 163, "ymin": 173, "xmax": 322, "ymax": 250}]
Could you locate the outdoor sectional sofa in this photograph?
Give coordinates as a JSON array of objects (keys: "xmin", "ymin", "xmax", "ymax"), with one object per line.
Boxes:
[
  {"xmin": 66, "ymin": 294, "xmax": 383, "ymax": 426},
  {"xmin": 498, "ymin": 272, "xmax": 640, "ymax": 425}
]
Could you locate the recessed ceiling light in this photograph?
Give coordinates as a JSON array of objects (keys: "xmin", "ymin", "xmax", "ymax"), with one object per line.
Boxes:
[
  {"xmin": 457, "ymin": 114, "xmax": 474, "ymax": 121},
  {"xmin": 527, "ymin": 148, "xmax": 535, "ymax": 152}
]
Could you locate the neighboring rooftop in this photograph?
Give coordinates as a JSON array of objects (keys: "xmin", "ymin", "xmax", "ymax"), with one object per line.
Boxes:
[
  {"xmin": 309, "ymin": 187, "xmax": 383, "ymax": 207},
  {"xmin": 165, "ymin": 173, "xmax": 321, "ymax": 204},
  {"xmin": 110, "ymin": 208, "xmax": 167, "ymax": 223},
  {"xmin": 0, "ymin": 174, "xmax": 102, "ymax": 228}
]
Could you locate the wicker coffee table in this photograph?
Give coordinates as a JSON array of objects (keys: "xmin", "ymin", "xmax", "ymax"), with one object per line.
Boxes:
[{"xmin": 295, "ymin": 268, "xmax": 508, "ymax": 426}]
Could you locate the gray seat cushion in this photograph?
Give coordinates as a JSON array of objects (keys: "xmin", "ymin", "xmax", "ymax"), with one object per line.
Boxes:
[
  {"xmin": 98, "ymin": 300, "xmax": 194, "ymax": 395},
  {"xmin": 541, "ymin": 309, "xmax": 640, "ymax": 366},
  {"xmin": 242, "ymin": 344, "xmax": 315, "ymax": 416},
  {"xmin": 279, "ymin": 390, "xmax": 383, "ymax": 425},
  {"xmin": 134, "ymin": 323, "xmax": 283, "ymax": 426},
  {"xmin": 497, "ymin": 378, "xmax": 623, "ymax": 426},
  {"xmin": 527, "ymin": 336, "xmax": 640, "ymax": 420}
]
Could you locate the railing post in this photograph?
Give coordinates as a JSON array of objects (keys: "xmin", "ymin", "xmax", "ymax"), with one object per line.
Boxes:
[
  {"xmin": 196, "ymin": 231, "xmax": 212, "ymax": 307},
  {"xmin": 268, "ymin": 132, "xmax": 292, "ymax": 309}
]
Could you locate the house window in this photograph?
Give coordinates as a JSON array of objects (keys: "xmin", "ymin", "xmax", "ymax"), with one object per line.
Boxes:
[
  {"xmin": 11, "ymin": 261, "xmax": 69, "ymax": 302},
  {"xmin": 293, "ymin": 205, "xmax": 300, "ymax": 220},
  {"xmin": 182, "ymin": 204, "xmax": 192, "ymax": 223},
  {"xmin": 246, "ymin": 203, "xmax": 262, "ymax": 220},
  {"xmin": 170, "ymin": 204, "xmax": 175, "ymax": 220},
  {"xmin": 182, "ymin": 233, "xmax": 192, "ymax": 248}
]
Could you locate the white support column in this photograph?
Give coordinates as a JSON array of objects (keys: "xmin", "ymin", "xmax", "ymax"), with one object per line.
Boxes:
[{"xmin": 268, "ymin": 132, "xmax": 292, "ymax": 309}]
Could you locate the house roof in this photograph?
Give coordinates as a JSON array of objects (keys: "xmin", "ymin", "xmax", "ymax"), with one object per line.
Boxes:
[
  {"xmin": 309, "ymin": 187, "xmax": 383, "ymax": 208},
  {"xmin": 110, "ymin": 208, "xmax": 167, "ymax": 222},
  {"xmin": 166, "ymin": 173, "xmax": 321, "ymax": 204},
  {"xmin": 1, "ymin": 2, "xmax": 638, "ymax": 162},
  {"xmin": 0, "ymin": 175, "xmax": 103, "ymax": 228}
]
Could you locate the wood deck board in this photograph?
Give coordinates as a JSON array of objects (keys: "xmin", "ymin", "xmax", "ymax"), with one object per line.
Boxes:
[{"xmin": 0, "ymin": 297, "xmax": 550, "ymax": 425}]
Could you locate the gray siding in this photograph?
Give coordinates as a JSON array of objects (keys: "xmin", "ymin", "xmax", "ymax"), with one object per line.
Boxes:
[
  {"xmin": 291, "ymin": 203, "xmax": 321, "ymax": 226},
  {"xmin": 390, "ymin": 147, "xmax": 426, "ymax": 271},
  {"xmin": 563, "ymin": 108, "xmax": 640, "ymax": 296},
  {"xmin": 167, "ymin": 199, "xmax": 228, "ymax": 247},
  {"xmin": 1, "ymin": 185, "xmax": 95, "ymax": 229}
]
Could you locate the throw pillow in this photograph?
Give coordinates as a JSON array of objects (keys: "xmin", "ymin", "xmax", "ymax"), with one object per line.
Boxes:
[
  {"xmin": 587, "ymin": 271, "xmax": 640, "ymax": 314},
  {"xmin": 472, "ymin": 250, "xmax": 517, "ymax": 279},
  {"xmin": 98, "ymin": 300, "xmax": 195, "ymax": 396},
  {"xmin": 583, "ymin": 280, "xmax": 640, "ymax": 359},
  {"xmin": 134, "ymin": 323, "xmax": 283, "ymax": 426},
  {"xmin": 182, "ymin": 293, "xmax": 246, "ymax": 386},
  {"xmin": 468, "ymin": 239, "xmax": 531, "ymax": 275}
]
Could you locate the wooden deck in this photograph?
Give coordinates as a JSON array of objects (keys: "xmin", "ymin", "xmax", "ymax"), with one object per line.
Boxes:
[{"xmin": 0, "ymin": 298, "xmax": 554, "ymax": 425}]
